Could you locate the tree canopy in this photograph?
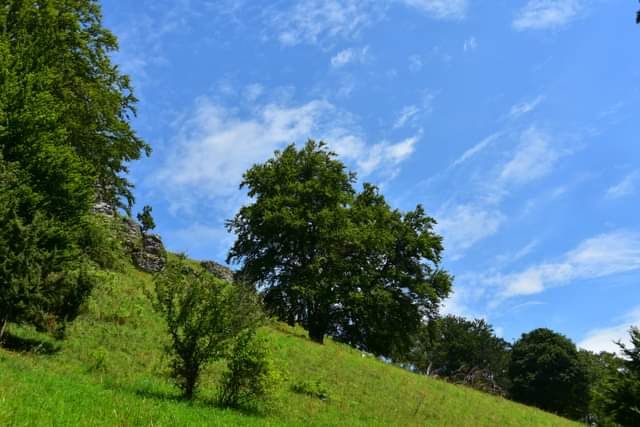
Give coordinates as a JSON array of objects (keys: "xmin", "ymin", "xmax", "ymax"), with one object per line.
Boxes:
[
  {"xmin": 0, "ymin": 0, "xmax": 150, "ymax": 213},
  {"xmin": 227, "ymin": 140, "xmax": 452, "ymax": 355},
  {"xmin": 601, "ymin": 327, "xmax": 640, "ymax": 426},
  {"xmin": 0, "ymin": 0, "xmax": 147, "ymax": 339},
  {"xmin": 509, "ymin": 328, "xmax": 590, "ymax": 420},
  {"xmin": 403, "ymin": 316, "xmax": 511, "ymax": 394}
]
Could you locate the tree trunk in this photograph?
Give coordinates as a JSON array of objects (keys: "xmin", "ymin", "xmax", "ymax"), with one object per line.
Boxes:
[
  {"xmin": 0, "ymin": 318, "xmax": 7, "ymax": 342},
  {"xmin": 308, "ymin": 326, "xmax": 325, "ymax": 344}
]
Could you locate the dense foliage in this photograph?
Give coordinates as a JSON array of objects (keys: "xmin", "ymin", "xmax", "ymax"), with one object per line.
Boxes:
[
  {"xmin": 227, "ymin": 141, "xmax": 452, "ymax": 355},
  {"xmin": 509, "ymin": 328, "xmax": 590, "ymax": 420},
  {"xmin": 137, "ymin": 205, "xmax": 156, "ymax": 233},
  {"xmin": 0, "ymin": 157, "xmax": 96, "ymax": 339},
  {"xmin": 218, "ymin": 328, "xmax": 278, "ymax": 410},
  {"xmin": 403, "ymin": 316, "xmax": 510, "ymax": 394},
  {"xmin": 0, "ymin": 0, "xmax": 150, "ymax": 212},
  {"xmin": 0, "ymin": 0, "xmax": 148, "ymax": 339},
  {"xmin": 151, "ymin": 255, "xmax": 262, "ymax": 399},
  {"xmin": 600, "ymin": 327, "xmax": 640, "ymax": 426}
]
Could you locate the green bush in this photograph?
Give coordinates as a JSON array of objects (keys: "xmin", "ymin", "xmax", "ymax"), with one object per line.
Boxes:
[
  {"xmin": 151, "ymin": 255, "xmax": 262, "ymax": 400},
  {"xmin": 218, "ymin": 328, "xmax": 279, "ymax": 410},
  {"xmin": 291, "ymin": 379, "xmax": 330, "ymax": 401}
]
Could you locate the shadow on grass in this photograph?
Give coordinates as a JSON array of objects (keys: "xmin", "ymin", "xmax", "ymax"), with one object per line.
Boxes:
[
  {"xmin": 130, "ymin": 385, "xmax": 267, "ymax": 417},
  {"xmin": 0, "ymin": 332, "xmax": 61, "ymax": 355},
  {"xmin": 134, "ymin": 388, "xmax": 185, "ymax": 404}
]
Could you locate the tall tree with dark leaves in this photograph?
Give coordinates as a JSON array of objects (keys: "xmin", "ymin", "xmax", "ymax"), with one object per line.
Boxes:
[
  {"xmin": 227, "ymin": 140, "xmax": 452, "ymax": 355},
  {"xmin": 0, "ymin": 1, "xmax": 147, "ymax": 340}
]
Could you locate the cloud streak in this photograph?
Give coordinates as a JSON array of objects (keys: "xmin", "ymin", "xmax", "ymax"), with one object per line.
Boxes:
[
  {"xmin": 500, "ymin": 231, "xmax": 640, "ymax": 297},
  {"xmin": 606, "ymin": 171, "xmax": 639, "ymax": 200},
  {"xmin": 513, "ymin": 0, "xmax": 583, "ymax": 31}
]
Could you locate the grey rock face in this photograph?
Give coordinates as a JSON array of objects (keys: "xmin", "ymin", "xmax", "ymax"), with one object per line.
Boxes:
[
  {"xmin": 133, "ymin": 233, "xmax": 166, "ymax": 273},
  {"xmin": 122, "ymin": 218, "xmax": 142, "ymax": 253},
  {"xmin": 200, "ymin": 260, "xmax": 235, "ymax": 283},
  {"xmin": 91, "ymin": 201, "xmax": 115, "ymax": 216}
]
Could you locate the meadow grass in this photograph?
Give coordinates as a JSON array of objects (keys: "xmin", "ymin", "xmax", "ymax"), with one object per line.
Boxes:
[{"xmin": 0, "ymin": 263, "xmax": 579, "ymax": 426}]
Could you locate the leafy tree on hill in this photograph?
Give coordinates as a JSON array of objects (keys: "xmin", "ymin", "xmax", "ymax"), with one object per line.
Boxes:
[
  {"xmin": 227, "ymin": 140, "xmax": 452, "ymax": 355},
  {"xmin": 402, "ymin": 316, "xmax": 511, "ymax": 394},
  {"xmin": 0, "ymin": 1, "xmax": 148, "ymax": 340},
  {"xmin": 0, "ymin": 157, "xmax": 95, "ymax": 340},
  {"xmin": 509, "ymin": 328, "xmax": 590, "ymax": 420},
  {"xmin": 601, "ymin": 327, "xmax": 640, "ymax": 426},
  {"xmin": 578, "ymin": 349, "xmax": 623, "ymax": 426},
  {"xmin": 0, "ymin": 0, "xmax": 150, "ymax": 213}
]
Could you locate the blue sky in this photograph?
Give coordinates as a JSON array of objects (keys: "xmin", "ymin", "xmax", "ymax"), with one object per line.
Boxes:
[{"xmin": 101, "ymin": 0, "xmax": 640, "ymax": 352}]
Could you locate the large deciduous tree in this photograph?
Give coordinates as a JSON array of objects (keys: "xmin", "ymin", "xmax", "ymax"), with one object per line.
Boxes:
[
  {"xmin": 0, "ymin": 0, "xmax": 150, "ymax": 213},
  {"xmin": 227, "ymin": 141, "xmax": 452, "ymax": 355},
  {"xmin": 509, "ymin": 328, "xmax": 590, "ymax": 420}
]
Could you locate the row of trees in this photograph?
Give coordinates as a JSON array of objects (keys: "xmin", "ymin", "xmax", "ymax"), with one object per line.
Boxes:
[
  {"xmin": 223, "ymin": 141, "xmax": 638, "ymax": 424},
  {"xmin": 397, "ymin": 315, "xmax": 639, "ymax": 425},
  {"xmin": 0, "ymin": 0, "xmax": 149, "ymax": 339}
]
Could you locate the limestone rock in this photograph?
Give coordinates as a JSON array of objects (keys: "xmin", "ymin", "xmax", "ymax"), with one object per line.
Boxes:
[
  {"xmin": 121, "ymin": 218, "xmax": 142, "ymax": 253},
  {"xmin": 133, "ymin": 233, "xmax": 166, "ymax": 273},
  {"xmin": 200, "ymin": 260, "xmax": 235, "ymax": 283},
  {"xmin": 91, "ymin": 201, "xmax": 115, "ymax": 216}
]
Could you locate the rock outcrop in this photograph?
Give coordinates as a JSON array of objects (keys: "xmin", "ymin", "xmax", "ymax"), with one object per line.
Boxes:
[
  {"xmin": 200, "ymin": 260, "xmax": 235, "ymax": 283},
  {"xmin": 133, "ymin": 233, "xmax": 166, "ymax": 273},
  {"xmin": 119, "ymin": 217, "xmax": 166, "ymax": 273},
  {"xmin": 91, "ymin": 201, "xmax": 115, "ymax": 216}
]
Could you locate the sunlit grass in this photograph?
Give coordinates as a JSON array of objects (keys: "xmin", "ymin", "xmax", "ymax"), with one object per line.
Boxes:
[{"xmin": 0, "ymin": 263, "xmax": 578, "ymax": 426}]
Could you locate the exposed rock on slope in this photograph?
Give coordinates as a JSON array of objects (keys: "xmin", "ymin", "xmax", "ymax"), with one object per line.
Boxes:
[
  {"xmin": 200, "ymin": 260, "xmax": 235, "ymax": 283},
  {"xmin": 134, "ymin": 233, "xmax": 166, "ymax": 273}
]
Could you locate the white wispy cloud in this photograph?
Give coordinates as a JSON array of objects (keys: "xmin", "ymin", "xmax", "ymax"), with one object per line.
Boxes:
[
  {"xmin": 463, "ymin": 36, "xmax": 478, "ymax": 52},
  {"xmin": 499, "ymin": 127, "xmax": 563, "ymax": 185},
  {"xmin": 513, "ymin": 0, "xmax": 583, "ymax": 31},
  {"xmin": 606, "ymin": 171, "xmax": 639, "ymax": 200},
  {"xmin": 437, "ymin": 204, "xmax": 506, "ymax": 259},
  {"xmin": 508, "ymin": 95, "xmax": 545, "ymax": 119},
  {"xmin": 580, "ymin": 306, "xmax": 640, "ymax": 354},
  {"xmin": 154, "ymin": 97, "xmax": 418, "ymax": 213},
  {"xmin": 451, "ymin": 132, "xmax": 503, "ymax": 168},
  {"xmin": 330, "ymin": 46, "xmax": 370, "ymax": 68},
  {"xmin": 402, "ymin": 0, "xmax": 469, "ymax": 20},
  {"xmin": 393, "ymin": 105, "xmax": 420, "ymax": 129},
  {"xmin": 265, "ymin": 0, "xmax": 471, "ymax": 47},
  {"xmin": 501, "ymin": 231, "xmax": 640, "ymax": 297},
  {"xmin": 408, "ymin": 54, "xmax": 424, "ymax": 72},
  {"xmin": 440, "ymin": 127, "xmax": 570, "ymax": 258},
  {"xmin": 269, "ymin": 0, "xmax": 383, "ymax": 47},
  {"xmin": 243, "ymin": 83, "xmax": 264, "ymax": 102}
]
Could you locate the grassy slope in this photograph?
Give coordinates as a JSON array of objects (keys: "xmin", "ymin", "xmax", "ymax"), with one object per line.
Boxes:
[{"xmin": 0, "ymin": 264, "xmax": 578, "ymax": 426}]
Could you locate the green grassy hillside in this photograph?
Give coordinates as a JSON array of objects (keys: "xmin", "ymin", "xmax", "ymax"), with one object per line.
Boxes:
[{"xmin": 0, "ymin": 262, "xmax": 578, "ymax": 426}]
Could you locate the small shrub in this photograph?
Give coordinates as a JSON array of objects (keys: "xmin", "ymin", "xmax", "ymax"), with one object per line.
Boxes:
[
  {"xmin": 137, "ymin": 205, "xmax": 155, "ymax": 233},
  {"xmin": 291, "ymin": 378, "xmax": 331, "ymax": 401},
  {"xmin": 151, "ymin": 255, "xmax": 262, "ymax": 400},
  {"xmin": 88, "ymin": 348, "xmax": 108, "ymax": 373},
  {"xmin": 218, "ymin": 328, "xmax": 278, "ymax": 410}
]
